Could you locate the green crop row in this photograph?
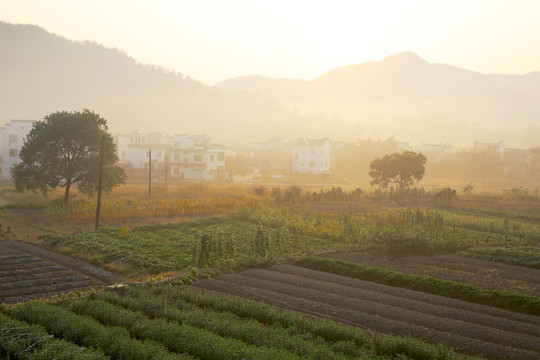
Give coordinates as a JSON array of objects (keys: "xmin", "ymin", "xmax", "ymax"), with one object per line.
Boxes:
[
  {"xmin": 68, "ymin": 296, "xmax": 306, "ymax": 360},
  {"xmin": 95, "ymin": 288, "xmax": 357, "ymax": 360},
  {"xmin": 7, "ymin": 302, "xmax": 188, "ymax": 360},
  {"xmin": 458, "ymin": 246, "xmax": 540, "ymax": 269},
  {"xmin": 0, "ymin": 312, "xmax": 109, "ymax": 360},
  {"xmin": 152, "ymin": 285, "xmax": 483, "ymax": 360},
  {"xmin": 295, "ymin": 257, "xmax": 540, "ymax": 316}
]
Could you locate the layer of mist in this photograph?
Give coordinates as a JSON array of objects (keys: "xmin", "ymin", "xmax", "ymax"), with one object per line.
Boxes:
[{"xmin": 1, "ymin": 22, "xmax": 538, "ymax": 148}]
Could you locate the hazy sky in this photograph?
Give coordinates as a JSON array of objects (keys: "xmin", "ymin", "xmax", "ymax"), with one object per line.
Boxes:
[{"xmin": 2, "ymin": 0, "xmax": 539, "ymax": 85}]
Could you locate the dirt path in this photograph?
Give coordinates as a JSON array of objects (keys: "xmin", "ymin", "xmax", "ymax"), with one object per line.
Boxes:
[
  {"xmin": 321, "ymin": 250, "xmax": 540, "ymax": 297},
  {"xmin": 0, "ymin": 239, "xmax": 121, "ymax": 304},
  {"xmin": 193, "ymin": 265, "xmax": 540, "ymax": 360}
]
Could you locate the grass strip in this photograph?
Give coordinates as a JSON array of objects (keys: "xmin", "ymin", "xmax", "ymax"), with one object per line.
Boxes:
[
  {"xmin": 0, "ymin": 312, "xmax": 109, "ymax": 360},
  {"xmin": 8, "ymin": 302, "xmax": 187, "ymax": 360},
  {"xmin": 295, "ymin": 256, "xmax": 540, "ymax": 316},
  {"xmin": 155, "ymin": 286, "xmax": 483, "ymax": 360},
  {"xmin": 458, "ymin": 247, "xmax": 540, "ymax": 269},
  {"xmin": 68, "ymin": 297, "xmax": 303, "ymax": 360}
]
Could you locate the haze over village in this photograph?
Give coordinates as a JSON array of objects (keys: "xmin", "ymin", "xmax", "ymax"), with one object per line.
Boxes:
[
  {"xmin": 2, "ymin": 3, "xmax": 540, "ymax": 360},
  {"xmin": 1, "ymin": 3, "xmax": 539, "ymax": 185}
]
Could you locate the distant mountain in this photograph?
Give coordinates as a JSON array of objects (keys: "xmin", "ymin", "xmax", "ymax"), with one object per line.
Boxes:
[
  {"xmin": 0, "ymin": 22, "xmax": 312, "ymax": 144},
  {"xmin": 217, "ymin": 52, "xmax": 540, "ymax": 147},
  {"xmin": 1, "ymin": 22, "xmax": 539, "ymax": 147}
]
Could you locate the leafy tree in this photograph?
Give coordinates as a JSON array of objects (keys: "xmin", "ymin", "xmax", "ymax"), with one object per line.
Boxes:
[
  {"xmin": 13, "ymin": 109, "xmax": 126, "ymax": 205},
  {"xmin": 369, "ymin": 151, "xmax": 426, "ymax": 189}
]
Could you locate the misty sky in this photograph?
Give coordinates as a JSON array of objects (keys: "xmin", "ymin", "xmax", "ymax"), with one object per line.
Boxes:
[{"xmin": 2, "ymin": 0, "xmax": 539, "ymax": 85}]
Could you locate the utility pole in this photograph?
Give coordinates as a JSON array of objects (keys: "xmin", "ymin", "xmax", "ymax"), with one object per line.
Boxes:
[
  {"xmin": 148, "ymin": 149, "xmax": 152, "ymax": 199},
  {"xmin": 165, "ymin": 155, "xmax": 168, "ymax": 187},
  {"xmin": 95, "ymin": 135, "xmax": 105, "ymax": 230}
]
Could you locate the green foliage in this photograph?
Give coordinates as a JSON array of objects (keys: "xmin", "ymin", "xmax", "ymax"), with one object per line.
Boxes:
[
  {"xmin": 38, "ymin": 205, "xmax": 540, "ymax": 276},
  {"xmin": 295, "ymin": 257, "xmax": 540, "ymax": 316},
  {"xmin": 0, "ymin": 312, "xmax": 109, "ymax": 359},
  {"xmin": 39, "ymin": 216, "xmax": 335, "ymax": 274},
  {"xmin": 458, "ymin": 247, "xmax": 540, "ymax": 269},
  {"xmin": 68, "ymin": 297, "xmax": 302, "ymax": 360},
  {"xmin": 3, "ymin": 286, "xmax": 483, "ymax": 360},
  {"xmin": 154, "ymin": 286, "xmax": 480, "ymax": 360},
  {"xmin": 9, "ymin": 302, "xmax": 186, "ymax": 360},
  {"xmin": 369, "ymin": 151, "xmax": 427, "ymax": 189},
  {"xmin": 432, "ymin": 188, "xmax": 457, "ymax": 207},
  {"xmin": 12, "ymin": 109, "xmax": 126, "ymax": 205}
]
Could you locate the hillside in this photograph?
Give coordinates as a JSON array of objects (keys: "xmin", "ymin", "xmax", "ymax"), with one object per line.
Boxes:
[
  {"xmin": 0, "ymin": 22, "xmax": 311, "ymax": 144},
  {"xmin": 217, "ymin": 52, "xmax": 540, "ymax": 147},
  {"xmin": 1, "ymin": 22, "xmax": 538, "ymax": 147}
]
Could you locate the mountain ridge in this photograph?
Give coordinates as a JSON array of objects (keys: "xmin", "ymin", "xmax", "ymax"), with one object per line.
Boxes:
[{"xmin": 1, "ymin": 22, "xmax": 539, "ymax": 147}]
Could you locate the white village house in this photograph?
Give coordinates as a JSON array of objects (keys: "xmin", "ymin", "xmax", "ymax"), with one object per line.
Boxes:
[
  {"xmin": 169, "ymin": 134, "xmax": 226, "ymax": 181},
  {"xmin": 0, "ymin": 120, "xmax": 34, "ymax": 179},
  {"xmin": 117, "ymin": 132, "xmax": 227, "ymax": 181},
  {"xmin": 292, "ymin": 138, "xmax": 331, "ymax": 174}
]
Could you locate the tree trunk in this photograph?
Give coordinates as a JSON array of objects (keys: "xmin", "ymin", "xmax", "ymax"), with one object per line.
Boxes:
[{"xmin": 64, "ymin": 181, "xmax": 71, "ymax": 206}]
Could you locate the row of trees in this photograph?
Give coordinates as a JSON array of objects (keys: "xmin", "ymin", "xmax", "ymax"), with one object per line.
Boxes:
[{"xmin": 12, "ymin": 110, "xmax": 427, "ymax": 205}]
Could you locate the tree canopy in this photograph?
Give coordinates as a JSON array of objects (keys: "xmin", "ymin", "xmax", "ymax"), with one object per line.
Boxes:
[
  {"xmin": 369, "ymin": 151, "xmax": 426, "ymax": 189},
  {"xmin": 13, "ymin": 109, "xmax": 126, "ymax": 204}
]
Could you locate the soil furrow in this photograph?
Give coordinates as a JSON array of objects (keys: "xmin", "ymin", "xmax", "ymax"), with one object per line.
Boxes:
[
  {"xmin": 193, "ymin": 277, "xmax": 538, "ymax": 360},
  {"xmin": 268, "ymin": 264, "xmax": 540, "ymax": 332},
  {"xmin": 216, "ymin": 271, "xmax": 540, "ymax": 353}
]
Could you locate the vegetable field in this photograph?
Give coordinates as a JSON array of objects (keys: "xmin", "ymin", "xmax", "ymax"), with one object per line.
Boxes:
[
  {"xmin": 0, "ymin": 239, "xmax": 118, "ymax": 304},
  {"xmin": 35, "ymin": 206, "xmax": 540, "ymax": 276},
  {"xmin": 193, "ymin": 263, "xmax": 540, "ymax": 360},
  {"xmin": 1, "ymin": 285, "xmax": 484, "ymax": 360}
]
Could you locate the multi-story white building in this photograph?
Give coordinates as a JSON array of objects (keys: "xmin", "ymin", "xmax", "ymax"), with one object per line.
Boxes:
[
  {"xmin": 117, "ymin": 131, "xmax": 169, "ymax": 170},
  {"xmin": 292, "ymin": 138, "xmax": 331, "ymax": 174},
  {"xmin": 0, "ymin": 120, "xmax": 34, "ymax": 179},
  {"xmin": 169, "ymin": 134, "xmax": 226, "ymax": 181},
  {"xmin": 117, "ymin": 132, "xmax": 227, "ymax": 181},
  {"xmin": 117, "ymin": 130, "xmax": 149, "ymax": 169}
]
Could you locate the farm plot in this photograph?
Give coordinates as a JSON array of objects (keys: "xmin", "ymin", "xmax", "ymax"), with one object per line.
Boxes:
[
  {"xmin": 0, "ymin": 239, "xmax": 119, "ymax": 304},
  {"xmin": 321, "ymin": 250, "xmax": 540, "ymax": 297},
  {"xmin": 193, "ymin": 264, "xmax": 540, "ymax": 360}
]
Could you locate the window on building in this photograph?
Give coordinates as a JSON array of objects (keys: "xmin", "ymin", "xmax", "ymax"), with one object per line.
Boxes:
[
  {"xmin": 310, "ymin": 149, "xmax": 315, "ymax": 155},
  {"xmin": 218, "ymin": 152, "xmax": 224, "ymax": 161},
  {"xmin": 173, "ymin": 167, "xmax": 179, "ymax": 176},
  {"xmin": 294, "ymin": 154, "xmax": 299, "ymax": 160},
  {"xmin": 210, "ymin": 155, "xmax": 215, "ymax": 162},
  {"xmin": 174, "ymin": 142, "xmax": 179, "ymax": 148},
  {"xmin": 194, "ymin": 154, "xmax": 202, "ymax": 162},
  {"xmin": 310, "ymin": 161, "xmax": 314, "ymax": 167},
  {"xmin": 174, "ymin": 153, "xmax": 180, "ymax": 162},
  {"xmin": 9, "ymin": 134, "xmax": 17, "ymax": 144},
  {"xmin": 9, "ymin": 149, "xmax": 18, "ymax": 157},
  {"xmin": 157, "ymin": 151, "xmax": 161, "ymax": 157}
]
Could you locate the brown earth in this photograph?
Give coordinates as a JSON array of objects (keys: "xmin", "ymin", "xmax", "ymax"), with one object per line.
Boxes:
[
  {"xmin": 193, "ymin": 264, "xmax": 540, "ymax": 360},
  {"xmin": 320, "ymin": 250, "xmax": 540, "ymax": 297},
  {"xmin": 0, "ymin": 239, "xmax": 120, "ymax": 304}
]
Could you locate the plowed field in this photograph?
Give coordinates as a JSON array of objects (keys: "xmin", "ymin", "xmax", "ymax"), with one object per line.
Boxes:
[
  {"xmin": 321, "ymin": 250, "xmax": 540, "ymax": 297},
  {"xmin": 0, "ymin": 239, "xmax": 119, "ymax": 304},
  {"xmin": 193, "ymin": 264, "xmax": 540, "ymax": 360}
]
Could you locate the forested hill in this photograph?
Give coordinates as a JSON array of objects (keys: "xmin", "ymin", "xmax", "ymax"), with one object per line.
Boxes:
[{"xmin": 0, "ymin": 22, "xmax": 310, "ymax": 143}]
